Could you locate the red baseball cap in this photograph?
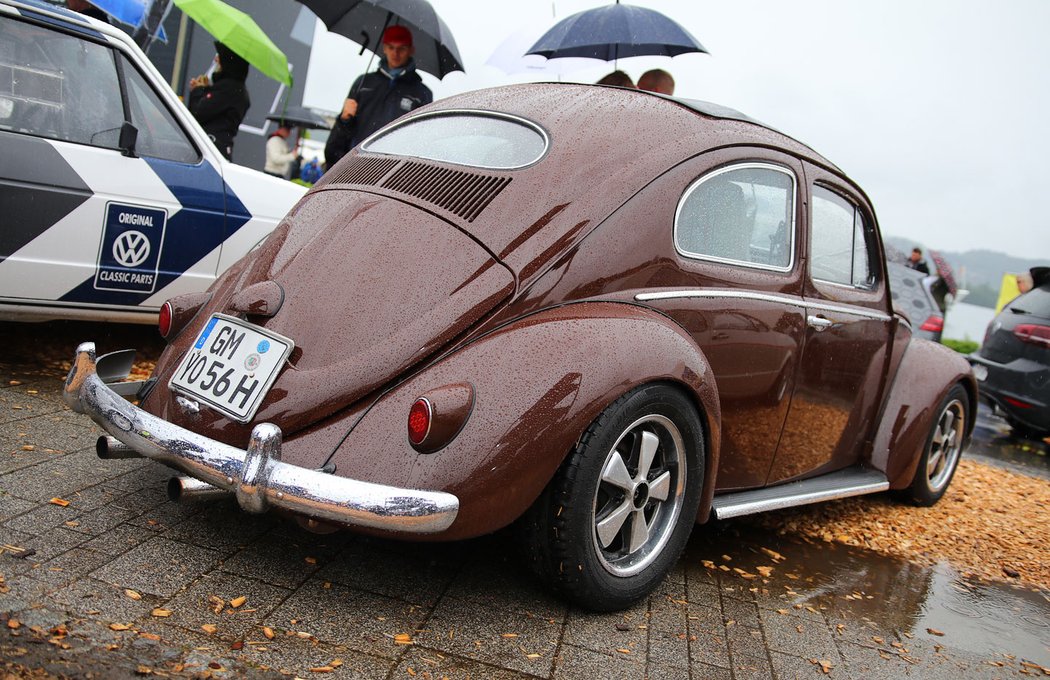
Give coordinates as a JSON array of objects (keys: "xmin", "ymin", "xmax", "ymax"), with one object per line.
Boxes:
[{"xmin": 382, "ymin": 25, "xmax": 413, "ymax": 47}]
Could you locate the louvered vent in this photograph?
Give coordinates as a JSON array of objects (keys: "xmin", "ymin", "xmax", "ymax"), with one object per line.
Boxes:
[
  {"xmin": 322, "ymin": 156, "xmax": 399, "ymax": 187},
  {"xmin": 380, "ymin": 162, "xmax": 511, "ymax": 222}
]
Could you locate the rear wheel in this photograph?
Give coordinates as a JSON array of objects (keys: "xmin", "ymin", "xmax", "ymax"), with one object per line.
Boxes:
[
  {"xmin": 519, "ymin": 384, "xmax": 704, "ymax": 611},
  {"xmin": 903, "ymin": 384, "xmax": 968, "ymax": 506}
]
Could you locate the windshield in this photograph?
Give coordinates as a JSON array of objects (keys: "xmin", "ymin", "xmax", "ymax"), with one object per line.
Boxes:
[{"xmin": 362, "ymin": 112, "xmax": 547, "ymax": 170}]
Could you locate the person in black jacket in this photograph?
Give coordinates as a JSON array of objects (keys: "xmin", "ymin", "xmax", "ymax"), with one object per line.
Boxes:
[
  {"xmin": 324, "ymin": 25, "xmax": 432, "ymax": 169},
  {"xmin": 188, "ymin": 42, "xmax": 251, "ymax": 161}
]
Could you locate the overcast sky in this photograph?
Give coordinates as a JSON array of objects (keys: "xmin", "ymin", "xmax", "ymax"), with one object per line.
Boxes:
[{"xmin": 302, "ymin": 0, "xmax": 1049, "ymax": 261}]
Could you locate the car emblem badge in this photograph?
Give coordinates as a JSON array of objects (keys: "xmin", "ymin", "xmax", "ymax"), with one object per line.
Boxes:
[{"xmin": 112, "ymin": 230, "xmax": 151, "ymax": 268}]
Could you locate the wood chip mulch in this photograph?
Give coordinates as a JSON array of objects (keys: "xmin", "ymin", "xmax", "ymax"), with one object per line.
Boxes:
[{"xmin": 747, "ymin": 459, "xmax": 1050, "ymax": 590}]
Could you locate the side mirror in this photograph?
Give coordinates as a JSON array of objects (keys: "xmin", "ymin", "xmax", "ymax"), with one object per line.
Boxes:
[{"xmin": 119, "ymin": 121, "xmax": 138, "ymax": 157}]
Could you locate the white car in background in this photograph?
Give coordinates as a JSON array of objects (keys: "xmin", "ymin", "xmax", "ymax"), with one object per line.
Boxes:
[{"xmin": 0, "ymin": 0, "xmax": 305, "ymax": 323}]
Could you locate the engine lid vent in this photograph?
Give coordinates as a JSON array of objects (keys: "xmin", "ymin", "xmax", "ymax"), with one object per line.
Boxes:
[
  {"xmin": 320, "ymin": 155, "xmax": 399, "ymax": 188},
  {"xmin": 380, "ymin": 161, "xmax": 511, "ymax": 222}
]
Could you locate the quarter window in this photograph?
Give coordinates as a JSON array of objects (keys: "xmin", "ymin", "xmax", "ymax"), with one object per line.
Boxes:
[
  {"xmin": 675, "ymin": 164, "xmax": 795, "ymax": 270},
  {"xmin": 810, "ymin": 186, "xmax": 875, "ymax": 288}
]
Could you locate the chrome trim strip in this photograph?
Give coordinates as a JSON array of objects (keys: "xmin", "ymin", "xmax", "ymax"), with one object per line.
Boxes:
[
  {"xmin": 64, "ymin": 343, "xmax": 459, "ymax": 534},
  {"xmin": 634, "ymin": 289, "xmax": 891, "ymax": 321},
  {"xmin": 711, "ymin": 470, "xmax": 889, "ymax": 520},
  {"xmin": 360, "ymin": 109, "xmax": 550, "ymax": 170}
]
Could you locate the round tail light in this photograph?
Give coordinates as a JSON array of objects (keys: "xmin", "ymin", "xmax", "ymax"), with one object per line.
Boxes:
[
  {"xmin": 407, "ymin": 398, "xmax": 433, "ymax": 446},
  {"xmin": 158, "ymin": 301, "xmax": 173, "ymax": 338}
]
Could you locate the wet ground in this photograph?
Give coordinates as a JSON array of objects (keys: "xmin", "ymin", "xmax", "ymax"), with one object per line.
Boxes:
[{"xmin": 1, "ymin": 320, "xmax": 1048, "ymax": 678}]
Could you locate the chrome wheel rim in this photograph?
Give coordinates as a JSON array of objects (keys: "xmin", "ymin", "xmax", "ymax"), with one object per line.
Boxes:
[
  {"xmin": 591, "ymin": 414, "xmax": 686, "ymax": 577},
  {"xmin": 927, "ymin": 398, "xmax": 965, "ymax": 492}
]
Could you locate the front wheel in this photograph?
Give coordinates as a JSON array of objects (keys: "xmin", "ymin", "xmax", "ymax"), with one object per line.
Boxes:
[
  {"xmin": 519, "ymin": 384, "xmax": 704, "ymax": 611},
  {"xmin": 902, "ymin": 384, "xmax": 969, "ymax": 506}
]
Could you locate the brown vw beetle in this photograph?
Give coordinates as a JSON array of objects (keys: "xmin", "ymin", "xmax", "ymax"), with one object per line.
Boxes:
[{"xmin": 65, "ymin": 84, "xmax": 976, "ymax": 611}]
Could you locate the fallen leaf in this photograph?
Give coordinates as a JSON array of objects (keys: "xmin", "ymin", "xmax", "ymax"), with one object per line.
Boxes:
[
  {"xmin": 760, "ymin": 547, "xmax": 785, "ymax": 562},
  {"xmin": 230, "ymin": 596, "xmax": 247, "ymax": 608},
  {"xmin": 7, "ymin": 619, "xmax": 21, "ymax": 630},
  {"xmin": 330, "ymin": 659, "xmax": 343, "ymax": 668},
  {"xmin": 262, "ymin": 627, "xmax": 275, "ymax": 639},
  {"xmin": 810, "ymin": 658, "xmax": 833, "ymax": 674},
  {"xmin": 305, "ymin": 556, "xmax": 317, "ymax": 565},
  {"xmin": 150, "ymin": 609, "xmax": 172, "ymax": 618},
  {"xmin": 125, "ymin": 589, "xmax": 142, "ymax": 601},
  {"xmin": 20, "ymin": 445, "xmax": 35, "ymax": 451},
  {"xmin": 135, "ymin": 665, "xmax": 153, "ymax": 675},
  {"xmin": 525, "ymin": 653, "xmax": 541, "ymax": 660},
  {"xmin": 756, "ymin": 566, "xmax": 774, "ymax": 577},
  {"xmin": 501, "ymin": 633, "xmax": 519, "ymax": 638},
  {"xmin": 926, "ymin": 628, "xmax": 945, "ymax": 637},
  {"xmin": 616, "ymin": 648, "xmax": 631, "ymax": 654},
  {"xmin": 48, "ymin": 497, "xmax": 70, "ymax": 507},
  {"xmin": 231, "ymin": 641, "xmax": 244, "ymax": 650},
  {"xmin": 109, "ymin": 623, "xmax": 131, "ymax": 631},
  {"xmin": 394, "ymin": 633, "xmax": 413, "ymax": 645},
  {"xmin": 201, "ymin": 624, "xmax": 218, "ymax": 634},
  {"xmin": 309, "ymin": 667, "xmax": 333, "ymax": 674}
]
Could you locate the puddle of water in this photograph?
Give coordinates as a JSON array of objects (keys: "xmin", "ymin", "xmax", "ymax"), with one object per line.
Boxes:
[
  {"xmin": 968, "ymin": 404, "xmax": 1050, "ymax": 480},
  {"xmin": 689, "ymin": 523, "xmax": 1050, "ymax": 667}
]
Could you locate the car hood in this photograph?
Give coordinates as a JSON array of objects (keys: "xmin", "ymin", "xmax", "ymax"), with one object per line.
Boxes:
[{"xmin": 145, "ymin": 188, "xmax": 514, "ymax": 444}]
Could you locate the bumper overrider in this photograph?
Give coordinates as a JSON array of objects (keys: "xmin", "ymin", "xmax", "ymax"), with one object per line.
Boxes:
[{"xmin": 63, "ymin": 343, "xmax": 459, "ymax": 534}]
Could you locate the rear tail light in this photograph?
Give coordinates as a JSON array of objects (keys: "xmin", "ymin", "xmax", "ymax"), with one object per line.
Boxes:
[
  {"xmin": 408, "ymin": 398, "xmax": 433, "ymax": 446},
  {"xmin": 919, "ymin": 315, "xmax": 944, "ymax": 333},
  {"xmin": 158, "ymin": 301, "xmax": 173, "ymax": 338},
  {"xmin": 1004, "ymin": 396, "xmax": 1034, "ymax": 409},
  {"xmin": 1013, "ymin": 324, "xmax": 1050, "ymax": 349}
]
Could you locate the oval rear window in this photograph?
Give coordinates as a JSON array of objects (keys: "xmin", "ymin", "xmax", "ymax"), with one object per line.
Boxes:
[{"xmin": 362, "ymin": 112, "xmax": 547, "ymax": 169}]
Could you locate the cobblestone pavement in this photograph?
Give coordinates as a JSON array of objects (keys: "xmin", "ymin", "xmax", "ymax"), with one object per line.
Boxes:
[{"xmin": 1, "ymin": 326, "xmax": 1046, "ymax": 679}]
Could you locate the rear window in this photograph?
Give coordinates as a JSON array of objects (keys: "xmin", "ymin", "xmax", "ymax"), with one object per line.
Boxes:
[
  {"xmin": 362, "ymin": 112, "xmax": 547, "ymax": 169},
  {"xmin": 1010, "ymin": 285, "xmax": 1050, "ymax": 317}
]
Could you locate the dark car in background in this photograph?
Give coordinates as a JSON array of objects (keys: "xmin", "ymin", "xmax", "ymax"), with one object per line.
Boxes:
[{"xmin": 970, "ymin": 267, "xmax": 1050, "ymax": 439}]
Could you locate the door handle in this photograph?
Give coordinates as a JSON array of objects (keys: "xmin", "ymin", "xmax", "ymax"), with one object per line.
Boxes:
[{"xmin": 807, "ymin": 315, "xmax": 834, "ymax": 331}]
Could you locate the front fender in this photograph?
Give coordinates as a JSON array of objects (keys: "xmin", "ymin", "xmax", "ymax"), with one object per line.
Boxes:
[
  {"xmin": 329, "ymin": 302, "xmax": 721, "ymax": 540},
  {"xmin": 871, "ymin": 338, "xmax": 977, "ymax": 488}
]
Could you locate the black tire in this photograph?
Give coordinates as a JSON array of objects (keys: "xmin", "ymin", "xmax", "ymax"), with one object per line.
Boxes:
[
  {"xmin": 902, "ymin": 384, "xmax": 968, "ymax": 506},
  {"xmin": 519, "ymin": 383, "xmax": 704, "ymax": 611},
  {"xmin": 1006, "ymin": 417, "xmax": 1050, "ymax": 441}
]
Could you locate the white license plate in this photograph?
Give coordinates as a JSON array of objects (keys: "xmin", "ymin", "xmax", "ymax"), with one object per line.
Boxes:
[{"xmin": 169, "ymin": 314, "xmax": 293, "ymax": 423}]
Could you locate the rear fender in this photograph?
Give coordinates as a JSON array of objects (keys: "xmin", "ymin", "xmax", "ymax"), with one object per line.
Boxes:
[
  {"xmin": 329, "ymin": 302, "xmax": 721, "ymax": 540},
  {"xmin": 872, "ymin": 338, "xmax": 977, "ymax": 488}
]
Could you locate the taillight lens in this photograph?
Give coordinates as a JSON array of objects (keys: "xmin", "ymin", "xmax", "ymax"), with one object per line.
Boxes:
[
  {"xmin": 920, "ymin": 315, "xmax": 944, "ymax": 333},
  {"xmin": 158, "ymin": 301, "xmax": 173, "ymax": 338},
  {"xmin": 1013, "ymin": 324, "xmax": 1050, "ymax": 349},
  {"xmin": 407, "ymin": 398, "xmax": 433, "ymax": 446}
]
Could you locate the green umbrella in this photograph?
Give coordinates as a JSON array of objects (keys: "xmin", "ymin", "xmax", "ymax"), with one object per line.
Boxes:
[{"xmin": 174, "ymin": 0, "xmax": 292, "ymax": 86}]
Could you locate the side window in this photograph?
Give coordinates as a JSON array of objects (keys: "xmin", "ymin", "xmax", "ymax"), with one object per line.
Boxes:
[
  {"xmin": 0, "ymin": 15, "xmax": 122, "ymax": 147},
  {"xmin": 120, "ymin": 55, "xmax": 198, "ymax": 163},
  {"xmin": 675, "ymin": 164, "xmax": 795, "ymax": 270},
  {"xmin": 810, "ymin": 185, "xmax": 875, "ymax": 288}
]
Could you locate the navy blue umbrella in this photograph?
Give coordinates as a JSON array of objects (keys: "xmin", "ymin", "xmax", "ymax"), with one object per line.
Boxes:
[{"xmin": 527, "ymin": 3, "xmax": 707, "ymax": 61}]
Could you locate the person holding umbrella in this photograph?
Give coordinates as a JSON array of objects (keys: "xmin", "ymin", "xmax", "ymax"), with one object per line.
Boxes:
[
  {"xmin": 324, "ymin": 25, "xmax": 432, "ymax": 169},
  {"xmin": 188, "ymin": 42, "xmax": 250, "ymax": 161}
]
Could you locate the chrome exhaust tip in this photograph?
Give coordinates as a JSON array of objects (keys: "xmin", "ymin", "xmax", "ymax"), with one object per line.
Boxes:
[
  {"xmin": 96, "ymin": 435, "xmax": 143, "ymax": 460},
  {"xmin": 167, "ymin": 475, "xmax": 229, "ymax": 503}
]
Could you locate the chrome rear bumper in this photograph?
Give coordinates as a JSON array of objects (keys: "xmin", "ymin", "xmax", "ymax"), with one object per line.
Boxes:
[{"xmin": 63, "ymin": 342, "xmax": 459, "ymax": 534}]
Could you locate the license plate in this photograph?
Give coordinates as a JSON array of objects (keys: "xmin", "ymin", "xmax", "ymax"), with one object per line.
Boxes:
[
  {"xmin": 169, "ymin": 314, "xmax": 293, "ymax": 423},
  {"xmin": 971, "ymin": 364, "xmax": 988, "ymax": 381}
]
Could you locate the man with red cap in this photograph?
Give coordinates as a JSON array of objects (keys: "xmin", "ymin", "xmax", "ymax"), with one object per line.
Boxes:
[{"xmin": 324, "ymin": 25, "xmax": 432, "ymax": 168}]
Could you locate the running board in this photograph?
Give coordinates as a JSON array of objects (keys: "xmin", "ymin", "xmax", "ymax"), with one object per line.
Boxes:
[{"xmin": 711, "ymin": 467, "xmax": 889, "ymax": 520}]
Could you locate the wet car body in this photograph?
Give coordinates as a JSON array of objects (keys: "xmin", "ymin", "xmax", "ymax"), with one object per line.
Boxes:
[
  {"xmin": 970, "ymin": 267, "xmax": 1050, "ymax": 438},
  {"xmin": 65, "ymin": 84, "xmax": 977, "ymax": 610}
]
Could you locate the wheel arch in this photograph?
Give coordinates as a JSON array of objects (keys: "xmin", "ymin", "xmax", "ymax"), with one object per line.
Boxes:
[{"xmin": 871, "ymin": 338, "xmax": 977, "ymax": 489}]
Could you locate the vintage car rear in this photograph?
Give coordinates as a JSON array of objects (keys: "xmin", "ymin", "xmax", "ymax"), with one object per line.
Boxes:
[{"xmin": 65, "ymin": 83, "xmax": 976, "ymax": 610}]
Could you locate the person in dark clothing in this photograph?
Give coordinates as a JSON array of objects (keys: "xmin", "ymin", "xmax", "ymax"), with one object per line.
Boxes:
[
  {"xmin": 324, "ymin": 25, "xmax": 432, "ymax": 169},
  {"xmin": 907, "ymin": 247, "xmax": 931, "ymax": 275},
  {"xmin": 188, "ymin": 42, "xmax": 251, "ymax": 161}
]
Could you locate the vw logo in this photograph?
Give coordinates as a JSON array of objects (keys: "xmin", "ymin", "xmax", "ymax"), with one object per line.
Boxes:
[{"xmin": 112, "ymin": 230, "xmax": 151, "ymax": 268}]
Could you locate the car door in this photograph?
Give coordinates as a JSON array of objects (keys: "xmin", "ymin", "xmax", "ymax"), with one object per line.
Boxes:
[
  {"xmin": 0, "ymin": 12, "xmax": 226, "ymax": 319},
  {"xmin": 765, "ymin": 164, "xmax": 894, "ymax": 484}
]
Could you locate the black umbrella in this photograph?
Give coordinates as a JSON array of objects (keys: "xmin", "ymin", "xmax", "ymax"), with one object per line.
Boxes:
[
  {"xmin": 296, "ymin": 0, "xmax": 464, "ymax": 79},
  {"xmin": 527, "ymin": 3, "xmax": 707, "ymax": 61},
  {"xmin": 266, "ymin": 105, "xmax": 330, "ymax": 130}
]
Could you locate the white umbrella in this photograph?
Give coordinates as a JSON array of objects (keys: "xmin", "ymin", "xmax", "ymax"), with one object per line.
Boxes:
[{"xmin": 486, "ymin": 23, "xmax": 600, "ymax": 77}]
